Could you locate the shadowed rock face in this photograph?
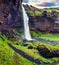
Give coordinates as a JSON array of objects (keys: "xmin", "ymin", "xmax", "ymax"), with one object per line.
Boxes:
[{"xmin": 0, "ymin": 0, "xmax": 22, "ymax": 34}]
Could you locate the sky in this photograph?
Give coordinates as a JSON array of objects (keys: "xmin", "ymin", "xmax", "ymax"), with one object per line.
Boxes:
[
  {"xmin": 23, "ymin": 0, "xmax": 59, "ymax": 2},
  {"xmin": 23, "ymin": 0, "xmax": 59, "ymax": 7}
]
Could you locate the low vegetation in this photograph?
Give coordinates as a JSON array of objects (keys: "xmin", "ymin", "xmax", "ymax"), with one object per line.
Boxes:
[
  {"xmin": 39, "ymin": 34, "xmax": 59, "ymax": 41},
  {"xmin": 12, "ymin": 41, "xmax": 59, "ymax": 64},
  {"xmin": 31, "ymin": 31, "xmax": 42, "ymax": 38},
  {"xmin": 0, "ymin": 35, "xmax": 37, "ymax": 65},
  {"xmin": 31, "ymin": 31, "xmax": 59, "ymax": 41},
  {"xmin": 0, "ymin": 31, "xmax": 59, "ymax": 65}
]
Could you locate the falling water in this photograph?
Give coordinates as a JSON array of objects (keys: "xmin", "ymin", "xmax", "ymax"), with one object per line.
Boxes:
[{"xmin": 22, "ymin": 4, "xmax": 33, "ymax": 41}]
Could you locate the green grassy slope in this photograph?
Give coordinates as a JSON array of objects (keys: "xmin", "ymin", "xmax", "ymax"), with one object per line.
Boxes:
[
  {"xmin": 0, "ymin": 33, "xmax": 59, "ymax": 65},
  {"xmin": 13, "ymin": 42, "xmax": 59, "ymax": 64},
  {"xmin": 40, "ymin": 34, "xmax": 59, "ymax": 41},
  {"xmin": 31, "ymin": 31, "xmax": 59, "ymax": 41},
  {"xmin": 0, "ymin": 35, "xmax": 36, "ymax": 65}
]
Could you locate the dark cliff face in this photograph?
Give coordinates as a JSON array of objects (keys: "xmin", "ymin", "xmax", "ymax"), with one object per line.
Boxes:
[
  {"xmin": 23, "ymin": 5, "xmax": 59, "ymax": 33},
  {"xmin": 0, "ymin": 0, "xmax": 23, "ymax": 35}
]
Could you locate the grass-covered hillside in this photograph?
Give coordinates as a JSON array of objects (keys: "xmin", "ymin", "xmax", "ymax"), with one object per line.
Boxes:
[
  {"xmin": 0, "ymin": 30, "xmax": 59, "ymax": 65},
  {"xmin": 0, "ymin": 35, "xmax": 36, "ymax": 65},
  {"xmin": 12, "ymin": 38, "xmax": 59, "ymax": 64},
  {"xmin": 39, "ymin": 34, "xmax": 59, "ymax": 41},
  {"xmin": 31, "ymin": 31, "xmax": 59, "ymax": 41},
  {"xmin": 24, "ymin": 5, "xmax": 59, "ymax": 17}
]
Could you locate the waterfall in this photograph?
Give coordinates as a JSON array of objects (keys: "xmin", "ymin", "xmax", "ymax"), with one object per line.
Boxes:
[{"xmin": 22, "ymin": 4, "xmax": 32, "ymax": 41}]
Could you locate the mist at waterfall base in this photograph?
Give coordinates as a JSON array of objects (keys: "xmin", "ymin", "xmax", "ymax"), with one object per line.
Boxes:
[{"xmin": 22, "ymin": 4, "xmax": 34, "ymax": 41}]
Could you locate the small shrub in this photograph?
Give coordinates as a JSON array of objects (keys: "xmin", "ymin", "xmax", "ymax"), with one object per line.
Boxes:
[{"xmin": 28, "ymin": 46, "xmax": 33, "ymax": 49}]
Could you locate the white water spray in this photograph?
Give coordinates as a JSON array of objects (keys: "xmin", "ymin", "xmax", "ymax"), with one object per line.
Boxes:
[{"xmin": 22, "ymin": 4, "xmax": 33, "ymax": 41}]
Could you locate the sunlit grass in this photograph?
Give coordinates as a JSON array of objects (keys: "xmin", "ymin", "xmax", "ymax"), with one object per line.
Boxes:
[
  {"xmin": 0, "ymin": 36, "xmax": 36, "ymax": 65},
  {"xmin": 13, "ymin": 44, "xmax": 51, "ymax": 63},
  {"xmin": 0, "ymin": 32, "xmax": 59, "ymax": 65},
  {"xmin": 40, "ymin": 34, "xmax": 59, "ymax": 41},
  {"xmin": 13, "ymin": 42, "xmax": 59, "ymax": 64},
  {"xmin": 31, "ymin": 31, "xmax": 59, "ymax": 41}
]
